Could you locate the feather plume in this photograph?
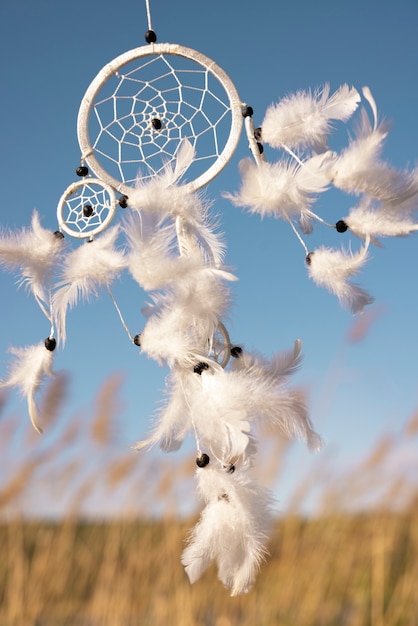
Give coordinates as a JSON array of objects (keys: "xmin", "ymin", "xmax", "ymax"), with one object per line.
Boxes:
[
  {"xmin": 133, "ymin": 369, "xmax": 191, "ymax": 452},
  {"xmin": 53, "ymin": 226, "xmax": 125, "ymax": 344},
  {"xmin": 262, "ymin": 84, "xmax": 360, "ymax": 152},
  {"xmin": 0, "ymin": 210, "xmax": 65, "ymax": 306},
  {"xmin": 127, "ymin": 139, "xmax": 202, "ymax": 220},
  {"xmin": 124, "ymin": 210, "xmax": 231, "ymax": 291},
  {"xmin": 181, "ymin": 466, "xmax": 273, "ymax": 596},
  {"xmin": 229, "ymin": 342, "xmax": 322, "ymax": 451},
  {"xmin": 306, "ymin": 239, "xmax": 374, "ymax": 313},
  {"xmin": 0, "ymin": 343, "xmax": 56, "ymax": 433},
  {"xmin": 345, "ymin": 196, "xmax": 418, "ymax": 241},
  {"xmin": 329, "ymin": 96, "xmax": 418, "ymax": 201},
  {"xmin": 225, "ymin": 153, "xmax": 332, "ymax": 221},
  {"xmin": 139, "ymin": 266, "xmax": 234, "ymax": 367}
]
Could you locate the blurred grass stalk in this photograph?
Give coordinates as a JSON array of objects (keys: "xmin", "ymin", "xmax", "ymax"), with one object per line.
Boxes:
[{"xmin": 0, "ymin": 375, "xmax": 417, "ymax": 625}]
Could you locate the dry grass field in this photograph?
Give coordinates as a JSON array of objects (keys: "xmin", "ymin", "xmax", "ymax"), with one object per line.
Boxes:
[{"xmin": 1, "ymin": 374, "xmax": 417, "ymax": 626}]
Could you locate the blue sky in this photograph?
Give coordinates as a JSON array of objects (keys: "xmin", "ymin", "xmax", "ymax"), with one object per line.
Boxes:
[{"xmin": 0, "ymin": 0, "xmax": 417, "ymax": 516}]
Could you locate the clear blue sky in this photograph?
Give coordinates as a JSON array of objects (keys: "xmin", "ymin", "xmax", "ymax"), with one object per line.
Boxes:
[{"xmin": 0, "ymin": 0, "xmax": 417, "ymax": 516}]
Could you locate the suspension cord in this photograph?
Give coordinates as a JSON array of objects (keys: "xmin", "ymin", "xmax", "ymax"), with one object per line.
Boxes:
[{"xmin": 145, "ymin": 0, "xmax": 153, "ymax": 31}]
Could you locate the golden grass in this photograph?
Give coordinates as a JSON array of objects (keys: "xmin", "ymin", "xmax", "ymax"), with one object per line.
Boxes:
[{"xmin": 0, "ymin": 375, "xmax": 417, "ymax": 625}]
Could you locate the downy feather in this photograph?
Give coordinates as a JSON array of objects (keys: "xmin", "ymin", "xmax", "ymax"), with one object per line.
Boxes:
[
  {"xmin": 127, "ymin": 139, "xmax": 203, "ymax": 220},
  {"xmin": 53, "ymin": 226, "xmax": 125, "ymax": 344},
  {"xmin": 329, "ymin": 97, "xmax": 417, "ymax": 201},
  {"xmin": 140, "ymin": 269, "xmax": 234, "ymax": 367},
  {"xmin": 133, "ymin": 369, "xmax": 191, "ymax": 452},
  {"xmin": 345, "ymin": 196, "xmax": 418, "ymax": 241},
  {"xmin": 306, "ymin": 239, "xmax": 374, "ymax": 313},
  {"xmin": 262, "ymin": 83, "xmax": 360, "ymax": 152},
  {"xmin": 181, "ymin": 466, "xmax": 273, "ymax": 596},
  {"xmin": 229, "ymin": 343, "xmax": 322, "ymax": 451},
  {"xmin": 225, "ymin": 153, "xmax": 332, "ymax": 221},
  {"xmin": 0, "ymin": 210, "xmax": 65, "ymax": 305},
  {"xmin": 0, "ymin": 343, "xmax": 56, "ymax": 433}
]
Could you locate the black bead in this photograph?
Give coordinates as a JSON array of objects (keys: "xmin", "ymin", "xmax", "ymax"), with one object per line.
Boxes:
[
  {"xmin": 83, "ymin": 204, "xmax": 94, "ymax": 217},
  {"xmin": 53, "ymin": 230, "xmax": 65, "ymax": 239},
  {"xmin": 254, "ymin": 127, "xmax": 262, "ymax": 141},
  {"xmin": 193, "ymin": 362, "xmax": 209, "ymax": 375},
  {"xmin": 118, "ymin": 195, "xmax": 129, "ymax": 209},
  {"xmin": 145, "ymin": 29, "xmax": 157, "ymax": 43},
  {"xmin": 133, "ymin": 334, "xmax": 141, "ymax": 347},
  {"xmin": 44, "ymin": 337, "xmax": 56, "ymax": 352},
  {"xmin": 257, "ymin": 142, "xmax": 264, "ymax": 154},
  {"xmin": 76, "ymin": 165, "xmax": 89, "ymax": 177},
  {"xmin": 196, "ymin": 453, "xmax": 210, "ymax": 468},
  {"xmin": 151, "ymin": 118, "xmax": 162, "ymax": 130},
  {"xmin": 230, "ymin": 346, "xmax": 242, "ymax": 358},
  {"xmin": 227, "ymin": 464, "xmax": 235, "ymax": 474},
  {"xmin": 336, "ymin": 220, "xmax": 349, "ymax": 233},
  {"xmin": 305, "ymin": 252, "xmax": 313, "ymax": 265},
  {"xmin": 242, "ymin": 105, "xmax": 254, "ymax": 118}
]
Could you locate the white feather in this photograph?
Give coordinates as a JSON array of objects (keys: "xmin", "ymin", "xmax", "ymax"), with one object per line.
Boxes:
[
  {"xmin": 181, "ymin": 466, "xmax": 273, "ymax": 596},
  {"xmin": 328, "ymin": 101, "xmax": 417, "ymax": 201},
  {"xmin": 345, "ymin": 196, "xmax": 418, "ymax": 240},
  {"xmin": 229, "ymin": 343, "xmax": 323, "ymax": 451},
  {"xmin": 262, "ymin": 83, "xmax": 360, "ymax": 152},
  {"xmin": 0, "ymin": 210, "xmax": 65, "ymax": 305},
  {"xmin": 127, "ymin": 139, "xmax": 202, "ymax": 220},
  {"xmin": 133, "ymin": 369, "xmax": 191, "ymax": 452},
  {"xmin": 306, "ymin": 239, "xmax": 374, "ymax": 313},
  {"xmin": 53, "ymin": 226, "xmax": 125, "ymax": 345},
  {"xmin": 0, "ymin": 343, "xmax": 55, "ymax": 433},
  {"xmin": 140, "ymin": 269, "xmax": 234, "ymax": 368},
  {"xmin": 226, "ymin": 153, "xmax": 332, "ymax": 221}
]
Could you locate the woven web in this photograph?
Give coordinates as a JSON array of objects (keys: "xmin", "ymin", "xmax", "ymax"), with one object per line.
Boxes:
[
  {"xmin": 87, "ymin": 53, "xmax": 234, "ymax": 186},
  {"xmin": 61, "ymin": 182, "xmax": 114, "ymax": 235}
]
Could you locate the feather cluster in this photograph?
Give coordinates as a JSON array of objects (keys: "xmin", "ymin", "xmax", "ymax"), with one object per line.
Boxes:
[
  {"xmin": 229, "ymin": 84, "xmax": 418, "ymax": 311},
  {"xmin": 0, "ymin": 343, "xmax": 56, "ymax": 433},
  {"xmin": 306, "ymin": 239, "xmax": 373, "ymax": 313},
  {"xmin": 0, "ymin": 210, "xmax": 65, "ymax": 313},
  {"xmin": 53, "ymin": 226, "xmax": 126, "ymax": 345},
  {"xmin": 181, "ymin": 466, "xmax": 273, "ymax": 596}
]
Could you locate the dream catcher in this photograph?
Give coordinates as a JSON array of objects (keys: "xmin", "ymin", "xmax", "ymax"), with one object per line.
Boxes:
[{"xmin": 1, "ymin": 0, "xmax": 418, "ymax": 596}]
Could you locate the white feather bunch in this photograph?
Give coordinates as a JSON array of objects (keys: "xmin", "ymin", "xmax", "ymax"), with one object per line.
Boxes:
[
  {"xmin": 134, "ymin": 369, "xmax": 191, "ymax": 452},
  {"xmin": 124, "ymin": 209, "xmax": 229, "ymax": 291},
  {"xmin": 262, "ymin": 83, "xmax": 360, "ymax": 152},
  {"xmin": 53, "ymin": 226, "xmax": 126, "ymax": 344},
  {"xmin": 225, "ymin": 153, "xmax": 332, "ymax": 221},
  {"xmin": 344, "ymin": 196, "xmax": 418, "ymax": 241},
  {"xmin": 181, "ymin": 466, "xmax": 273, "ymax": 596},
  {"xmin": 139, "ymin": 267, "xmax": 234, "ymax": 367},
  {"xmin": 0, "ymin": 210, "xmax": 65, "ymax": 306},
  {"xmin": 306, "ymin": 239, "xmax": 374, "ymax": 313},
  {"xmin": 185, "ymin": 367, "xmax": 252, "ymax": 463},
  {"xmin": 229, "ymin": 342, "xmax": 323, "ymax": 451},
  {"xmin": 0, "ymin": 343, "xmax": 55, "ymax": 433},
  {"xmin": 127, "ymin": 139, "xmax": 203, "ymax": 221}
]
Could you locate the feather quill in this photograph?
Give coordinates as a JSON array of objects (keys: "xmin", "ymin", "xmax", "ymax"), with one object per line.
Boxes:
[
  {"xmin": 306, "ymin": 239, "xmax": 374, "ymax": 313},
  {"xmin": 0, "ymin": 343, "xmax": 56, "ymax": 433},
  {"xmin": 181, "ymin": 466, "xmax": 273, "ymax": 596},
  {"xmin": 262, "ymin": 84, "xmax": 360, "ymax": 152},
  {"xmin": 53, "ymin": 226, "xmax": 125, "ymax": 345}
]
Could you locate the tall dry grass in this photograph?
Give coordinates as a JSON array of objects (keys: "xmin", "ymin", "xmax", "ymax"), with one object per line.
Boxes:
[{"xmin": 0, "ymin": 372, "xmax": 418, "ymax": 625}]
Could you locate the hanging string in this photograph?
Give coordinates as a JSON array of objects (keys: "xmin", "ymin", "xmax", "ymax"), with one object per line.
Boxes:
[{"xmin": 144, "ymin": 0, "xmax": 153, "ymax": 31}]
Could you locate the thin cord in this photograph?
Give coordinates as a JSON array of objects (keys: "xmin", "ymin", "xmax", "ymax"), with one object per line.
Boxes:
[
  {"xmin": 145, "ymin": 0, "xmax": 153, "ymax": 30},
  {"xmin": 286, "ymin": 217, "xmax": 309, "ymax": 255},
  {"xmin": 107, "ymin": 286, "xmax": 135, "ymax": 343}
]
